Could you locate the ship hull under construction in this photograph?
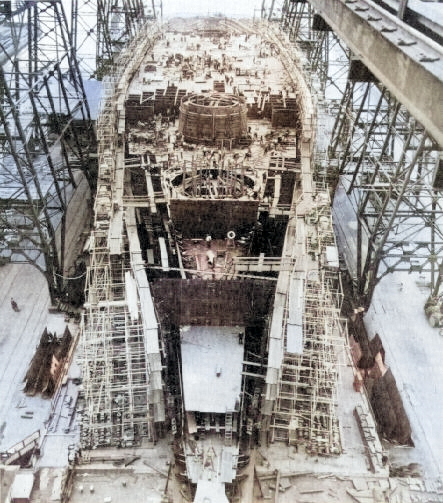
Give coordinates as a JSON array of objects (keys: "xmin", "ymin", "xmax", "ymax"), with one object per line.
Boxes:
[{"xmin": 80, "ymin": 16, "xmax": 346, "ymax": 501}]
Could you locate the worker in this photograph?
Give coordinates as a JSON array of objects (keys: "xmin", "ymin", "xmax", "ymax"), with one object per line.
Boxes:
[
  {"xmin": 11, "ymin": 298, "xmax": 19, "ymax": 312},
  {"xmin": 206, "ymin": 250, "xmax": 215, "ymax": 268}
]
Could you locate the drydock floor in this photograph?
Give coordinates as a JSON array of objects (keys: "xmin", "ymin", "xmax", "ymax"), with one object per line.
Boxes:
[{"xmin": 0, "ymin": 264, "xmax": 73, "ymax": 454}]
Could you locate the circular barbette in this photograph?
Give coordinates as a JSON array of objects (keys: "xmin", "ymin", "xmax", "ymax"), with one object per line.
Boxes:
[{"xmin": 179, "ymin": 91, "xmax": 248, "ymax": 144}]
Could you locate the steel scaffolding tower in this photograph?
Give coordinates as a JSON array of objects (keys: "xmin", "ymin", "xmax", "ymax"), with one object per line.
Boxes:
[
  {"xmin": 0, "ymin": 0, "xmax": 163, "ymax": 303},
  {"xmin": 329, "ymin": 82, "xmax": 443, "ymax": 307},
  {"xmin": 0, "ymin": 0, "xmax": 95, "ymax": 302},
  {"xmin": 275, "ymin": 0, "xmax": 443, "ymax": 308},
  {"xmin": 69, "ymin": 1, "xmax": 161, "ymax": 80}
]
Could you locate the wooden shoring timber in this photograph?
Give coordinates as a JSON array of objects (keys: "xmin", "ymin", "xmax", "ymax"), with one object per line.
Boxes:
[
  {"xmin": 269, "ymin": 156, "xmax": 300, "ymax": 172},
  {"xmin": 233, "ymin": 256, "xmax": 294, "ymax": 273}
]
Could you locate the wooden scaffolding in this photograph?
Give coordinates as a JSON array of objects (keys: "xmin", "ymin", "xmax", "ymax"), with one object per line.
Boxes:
[
  {"xmin": 270, "ymin": 194, "xmax": 345, "ymax": 455},
  {"xmin": 79, "ymin": 24, "xmax": 165, "ymax": 449}
]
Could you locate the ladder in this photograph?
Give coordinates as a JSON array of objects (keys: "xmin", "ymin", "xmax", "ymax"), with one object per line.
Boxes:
[{"xmin": 225, "ymin": 412, "xmax": 233, "ymax": 446}]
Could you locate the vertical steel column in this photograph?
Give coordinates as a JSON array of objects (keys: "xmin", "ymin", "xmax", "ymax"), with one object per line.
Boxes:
[
  {"xmin": 0, "ymin": 64, "xmax": 62, "ymax": 299},
  {"xmin": 347, "ymin": 85, "xmax": 386, "ymax": 193},
  {"xmin": 361, "ymin": 133, "xmax": 428, "ymax": 306},
  {"xmin": 328, "ymin": 80, "xmax": 354, "ymax": 158},
  {"xmin": 339, "ymin": 82, "xmax": 370, "ymax": 174}
]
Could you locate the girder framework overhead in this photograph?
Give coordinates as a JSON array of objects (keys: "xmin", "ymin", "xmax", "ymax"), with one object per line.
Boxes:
[
  {"xmin": 275, "ymin": 0, "xmax": 443, "ymax": 307},
  {"xmin": 329, "ymin": 81, "xmax": 443, "ymax": 306},
  {"xmin": 277, "ymin": 0, "xmax": 349, "ymax": 102},
  {"xmin": 0, "ymin": 0, "xmax": 95, "ymax": 302}
]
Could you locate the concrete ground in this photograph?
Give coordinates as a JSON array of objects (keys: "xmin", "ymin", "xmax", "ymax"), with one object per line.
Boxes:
[
  {"xmin": 0, "ymin": 263, "xmax": 70, "ymax": 454},
  {"xmin": 366, "ymin": 271, "xmax": 443, "ymax": 491},
  {"xmin": 69, "ymin": 442, "xmax": 172, "ymax": 503}
]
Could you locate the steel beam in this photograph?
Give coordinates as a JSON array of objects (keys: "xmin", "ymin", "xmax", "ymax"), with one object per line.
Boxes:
[{"xmin": 306, "ymin": 0, "xmax": 443, "ymax": 148}]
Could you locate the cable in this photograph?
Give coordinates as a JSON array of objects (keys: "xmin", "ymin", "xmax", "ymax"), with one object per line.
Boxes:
[{"xmin": 54, "ymin": 271, "xmax": 87, "ymax": 280}]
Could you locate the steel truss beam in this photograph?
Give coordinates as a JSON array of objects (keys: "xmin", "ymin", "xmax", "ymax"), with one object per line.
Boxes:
[
  {"xmin": 279, "ymin": 0, "xmax": 348, "ymax": 98},
  {"xmin": 304, "ymin": 0, "xmax": 443, "ymax": 148},
  {"xmin": 93, "ymin": 0, "xmax": 161, "ymax": 79}
]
